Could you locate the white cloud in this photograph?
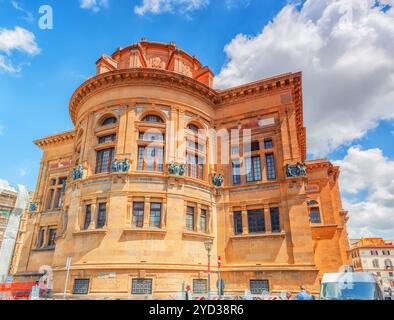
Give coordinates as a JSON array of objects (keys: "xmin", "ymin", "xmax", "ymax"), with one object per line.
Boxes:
[
  {"xmin": 134, "ymin": 0, "xmax": 209, "ymax": 15},
  {"xmin": 80, "ymin": 0, "xmax": 109, "ymax": 12},
  {"xmin": 215, "ymin": 0, "xmax": 394, "ymax": 157},
  {"xmin": 0, "ymin": 26, "xmax": 39, "ymax": 73},
  {"xmin": 0, "ymin": 26, "xmax": 39, "ymax": 55},
  {"xmin": 334, "ymin": 146, "xmax": 394, "ymax": 238},
  {"xmin": 0, "ymin": 179, "xmax": 17, "ymax": 193}
]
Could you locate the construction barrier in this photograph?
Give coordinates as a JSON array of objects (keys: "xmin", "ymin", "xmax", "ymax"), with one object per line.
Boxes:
[{"xmin": 0, "ymin": 282, "xmax": 41, "ymax": 300}]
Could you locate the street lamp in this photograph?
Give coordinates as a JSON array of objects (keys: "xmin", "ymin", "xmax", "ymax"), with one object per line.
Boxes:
[{"xmin": 204, "ymin": 239, "xmax": 213, "ymax": 300}]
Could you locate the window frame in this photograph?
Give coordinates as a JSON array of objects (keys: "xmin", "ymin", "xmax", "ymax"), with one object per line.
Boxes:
[
  {"xmin": 132, "ymin": 279, "xmax": 153, "ymax": 295},
  {"xmin": 247, "ymin": 209, "xmax": 265, "ymax": 234},
  {"xmin": 132, "ymin": 202, "xmax": 145, "ymax": 228},
  {"xmin": 96, "ymin": 203, "xmax": 107, "ymax": 229},
  {"xmin": 200, "ymin": 209, "xmax": 208, "ymax": 233},
  {"xmin": 95, "ymin": 147, "xmax": 115, "ymax": 174},
  {"xmin": 310, "ymin": 207, "xmax": 322, "ymax": 224},
  {"xmin": 233, "ymin": 211, "xmax": 243, "ymax": 235},
  {"xmin": 72, "ymin": 279, "xmax": 90, "ymax": 295},
  {"xmin": 101, "ymin": 117, "xmax": 117, "ymax": 126},
  {"xmin": 246, "ymin": 156, "xmax": 262, "ymax": 183},
  {"xmin": 83, "ymin": 204, "xmax": 92, "ymax": 230},
  {"xmin": 250, "ymin": 280, "xmax": 269, "ymax": 295},
  {"xmin": 270, "ymin": 207, "xmax": 281, "ymax": 233},
  {"xmin": 193, "ymin": 279, "xmax": 208, "ymax": 294},
  {"xmin": 265, "ymin": 153, "xmax": 276, "ymax": 180},
  {"xmin": 149, "ymin": 203, "xmax": 162, "ymax": 229},
  {"xmin": 186, "ymin": 206, "xmax": 195, "ymax": 231}
]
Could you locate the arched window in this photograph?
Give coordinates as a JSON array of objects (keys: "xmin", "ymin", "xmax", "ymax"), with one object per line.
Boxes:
[
  {"xmin": 137, "ymin": 116, "xmax": 165, "ymax": 173},
  {"xmin": 373, "ymin": 259, "xmax": 380, "ymax": 269},
  {"xmin": 102, "ymin": 117, "xmax": 117, "ymax": 126},
  {"xmin": 187, "ymin": 123, "xmax": 200, "ymax": 133},
  {"xmin": 185, "ymin": 122, "xmax": 206, "ymax": 180},
  {"xmin": 307, "ymin": 200, "xmax": 319, "ymax": 206},
  {"xmin": 385, "ymin": 259, "xmax": 393, "ymax": 269},
  {"xmin": 142, "ymin": 115, "xmax": 164, "ymax": 123}
]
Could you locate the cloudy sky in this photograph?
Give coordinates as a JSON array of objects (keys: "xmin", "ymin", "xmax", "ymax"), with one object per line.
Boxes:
[{"xmin": 0, "ymin": 0, "xmax": 393, "ymax": 238}]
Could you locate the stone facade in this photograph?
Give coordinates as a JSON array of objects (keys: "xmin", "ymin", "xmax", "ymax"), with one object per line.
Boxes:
[
  {"xmin": 350, "ymin": 238, "xmax": 394, "ymax": 290},
  {"xmin": 13, "ymin": 41, "xmax": 350, "ymax": 299}
]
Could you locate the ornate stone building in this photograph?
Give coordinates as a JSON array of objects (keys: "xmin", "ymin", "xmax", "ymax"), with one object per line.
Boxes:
[{"xmin": 13, "ymin": 40, "xmax": 350, "ymax": 298}]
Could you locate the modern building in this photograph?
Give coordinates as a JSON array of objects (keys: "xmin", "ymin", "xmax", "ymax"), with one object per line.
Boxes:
[
  {"xmin": 14, "ymin": 40, "xmax": 350, "ymax": 299},
  {"xmin": 350, "ymin": 238, "xmax": 394, "ymax": 289}
]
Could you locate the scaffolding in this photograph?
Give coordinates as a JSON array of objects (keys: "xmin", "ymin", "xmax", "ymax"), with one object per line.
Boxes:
[{"xmin": 0, "ymin": 183, "xmax": 29, "ymax": 283}]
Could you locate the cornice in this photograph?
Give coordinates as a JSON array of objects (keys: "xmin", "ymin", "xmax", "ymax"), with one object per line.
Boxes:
[
  {"xmin": 69, "ymin": 68, "xmax": 219, "ymax": 125},
  {"xmin": 68, "ymin": 69, "xmax": 305, "ymax": 160},
  {"xmin": 34, "ymin": 130, "xmax": 76, "ymax": 148}
]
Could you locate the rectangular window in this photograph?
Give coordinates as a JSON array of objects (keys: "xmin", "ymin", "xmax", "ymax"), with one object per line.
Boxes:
[
  {"xmin": 97, "ymin": 203, "xmax": 106, "ymax": 229},
  {"xmin": 186, "ymin": 206, "xmax": 195, "ymax": 231},
  {"xmin": 150, "ymin": 203, "xmax": 162, "ymax": 228},
  {"xmin": 187, "ymin": 154, "xmax": 204, "ymax": 179},
  {"xmin": 270, "ymin": 208, "xmax": 281, "ymax": 233},
  {"xmin": 54, "ymin": 189, "xmax": 63, "ymax": 209},
  {"xmin": 193, "ymin": 279, "xmax": 208, "ymax": 294},
  {"xmin": 98, "ymin": 134, "xmax": 116, "ymax": 144},
  {"xmin": 248, "ymin": 209, "xmax": 265, "ymax": 233},
  {"xmin": 231, "ymin": 145, "xmax": 240, "ymax": 156},
  {"xmin": 58, "ymin": 177, "xmax": 67, "ymax": 188},
  {"xmin": 46, "ymin": 189, "xmax": 54, "ymax": 210},
  {"xmin": 132, "ymin": 279, "xmax": 152, "ymax": 295},
  {"xmin": 37, "ymin": 228, "xmax": 45, "ymax": 248},
  {"xmin": 133, "ymin": 202, "xmax": 144, "ymax": 228},
  {"xmin": 232, "ymin": 160, "xmax": 241, "ymax": 185},
  {"xmin": 95, "ymin": 148, "xmax": 115, "ymax": 174},
  {"xmin": 187, "ymin": 140, "xmax": 204, "ymax": 152},
  {"xmin": 250, "ymin": 280, "xmax": 269, "ymax": 295},
  {"xmin": 138, "ymin": 146, "xmax": 164, "ymax": 172},
  {"xmin": 83, "ymin": 205, "xmax": 91, "ymax": 230},
  {"xmin": 200, "ymin": 209, "xmax": 208, "ymax": 233},
  {"xmin": 72, "ymin": 279, "xmax": 90, "ymax": 295},
  {"xmin": 47, "ymin": 228, "xmax": 57, "ymax": 247},
  {"xmin": 310, "ymin": 208, "xmax": 321, "ymax": 224},
  {"xmin": 233, "ymin": 211, "xmax": 243, "ymax": 235},
  {"xmin": 246, "ymin": 156, "xmax": 262, "ymax": 182},
  {"xmin": 264, "ymin": 139, "xmax": 273, "ymax": 149},
  {"xmin": 251, "ymin": 141, "xmax": 260, "ymax": 152},
  {"xmin": 266, "ymin": 154, "xmax": 276, "ymax": 180},
  {"xmin": 137, "ymin": 146, "xmax": 145, "ymax": 171}
]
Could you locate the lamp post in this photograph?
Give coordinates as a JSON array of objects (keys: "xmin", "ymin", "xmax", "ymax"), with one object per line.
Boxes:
[{"xmin": 204, "ymin": 239, "xmax": 213, "ymax": 300}]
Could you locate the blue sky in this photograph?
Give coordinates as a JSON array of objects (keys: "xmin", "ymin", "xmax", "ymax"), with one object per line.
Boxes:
[{"xmin": 0, "ymin": 0, "xmax": 393, "ymax": 238}]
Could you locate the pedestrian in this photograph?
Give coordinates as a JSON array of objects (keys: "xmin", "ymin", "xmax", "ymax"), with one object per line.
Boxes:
[
  {"xmin": 296, "ymin": 285, "xmax": 313, "ymax": 300},
  {"xmin": 286, "ymin": 291, "xmax": 293, "ymax": 300},
  {"xmin": 185, "ymin": 285, "xmax": 193, "ymax": 300}
]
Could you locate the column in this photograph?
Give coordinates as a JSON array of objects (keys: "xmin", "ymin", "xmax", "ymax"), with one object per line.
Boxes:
[
  {"xmin": 161, "ymin": 200, "xmax": 167, "ymax": 229},
  {"xmin": 197, "ymin": 203, "xmax": 202, "ymax": 232},
  {"xmin": 264, "ymin": 205, "xmax": 272, "ymax": 233},
  {"xmin": 144, "ymin": 197, "xmax": 151, "ymax": 228},
  {"xmin": 241, "ymin": 206, "xmax": 248, "ymax": 235},
  {"xmin": 90, "ymin": 202, "xmax": 97, "ymax": 230}
]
